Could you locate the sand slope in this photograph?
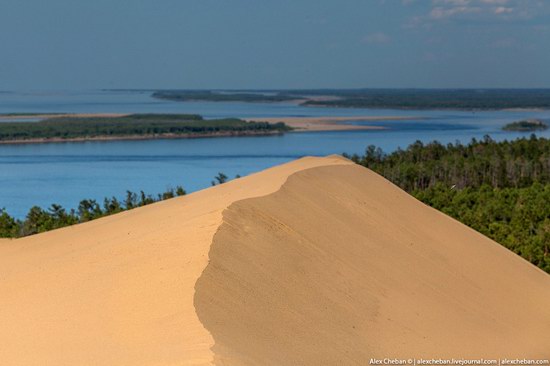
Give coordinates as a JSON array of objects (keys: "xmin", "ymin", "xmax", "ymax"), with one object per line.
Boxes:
[
  {"xmin": 0, "ymin": 156, "xmax": 349, "ymax": 365},
  {"xmin": 195, "ymin": 164, "xmax": 550, "ymax": 364},
  {"xmin": 1, "ymin": 156, "xmax": 550, "ymax": 365}
]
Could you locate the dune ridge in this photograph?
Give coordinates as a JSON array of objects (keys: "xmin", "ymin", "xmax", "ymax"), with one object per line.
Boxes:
[
  {"xmin": 0, "ymin": 155, "xmax": 351, "ymax": 366},
  {"xmin": 195, "ymin": 164, "xmax": 550, "ymax": 364},
  {"xmin": 1, "ymin": 156, "xmax": 549, "ymax": 365}
]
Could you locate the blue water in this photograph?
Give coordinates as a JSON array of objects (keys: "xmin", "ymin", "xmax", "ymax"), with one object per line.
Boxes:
[{"xmin": 1, "ymin": 90, "xmax": 550, "ymax": 218}]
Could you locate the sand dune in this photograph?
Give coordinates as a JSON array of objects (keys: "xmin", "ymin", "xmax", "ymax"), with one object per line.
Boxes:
[
  {"xmin": 1, "ymin": 156, "xmax": 550, "ymax": 365},
  {"xmin": 0, "ymin": 156, "xmax": 348, "ymax": 365}
]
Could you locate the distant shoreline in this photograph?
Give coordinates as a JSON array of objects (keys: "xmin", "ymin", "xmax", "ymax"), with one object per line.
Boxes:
[
  {"xmin": 299, "ymin": 104, "xmax": 550, "ymax": 112},
  {"xmin": 149, "ymin": 89, "xmax": 550, "ymax": 110},
  {"xmin": 0, "ymin": 130, "xmax": 285, "ymax": 145},
  {"xmin": 0, "ymin": 113, "xmax": 127, "ymax": 121}
]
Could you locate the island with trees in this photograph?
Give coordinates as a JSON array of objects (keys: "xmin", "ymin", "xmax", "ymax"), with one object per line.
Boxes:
[
  {"xmin": 0, "ymin": 113, "xmax": 290, "ymax": 143},
  {"xmin": 503, "ymin": 119, "xmax": 548, "ymax": 131}
]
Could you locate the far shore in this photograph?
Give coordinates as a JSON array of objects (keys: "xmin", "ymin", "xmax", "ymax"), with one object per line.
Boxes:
[
  {"xmin": 0, "ymin": 113, "xmax": 127, "ymax": 120},
  {"xmin": 246, "ymin": 116, "xmax": 419, "ymax": 131}
]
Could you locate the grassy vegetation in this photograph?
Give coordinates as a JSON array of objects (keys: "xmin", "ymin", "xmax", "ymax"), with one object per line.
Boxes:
[
  {"xmin": 0, "ymin": 114, "xmax": 290, "ymax": 142},
  {"xmin": 503, "ymin": 119, "xmax": 548, "ymax": 131},
  {"xmin": 347, "ymin": 135, "xmax": 550, "ymax": 273}
]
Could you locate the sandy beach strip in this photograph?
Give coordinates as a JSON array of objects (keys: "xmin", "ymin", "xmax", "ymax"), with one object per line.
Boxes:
[{"xmin": 245, "ymin": 116, "xmax": 419, "ymax": 131}]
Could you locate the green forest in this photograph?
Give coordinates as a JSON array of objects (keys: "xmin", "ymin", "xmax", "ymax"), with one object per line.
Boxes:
[
  {"xmin": 344, "ymin": 135, "xmax": 550, "ymax": 273},
  {"xmin": 0, "ymin": 114, "xmax": 290, "ymax": 142}
]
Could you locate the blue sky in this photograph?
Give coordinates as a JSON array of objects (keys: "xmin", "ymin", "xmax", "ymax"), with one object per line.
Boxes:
[{"xmin": 0, "ymin": 0, "xmax": 549, "ymax": 89}]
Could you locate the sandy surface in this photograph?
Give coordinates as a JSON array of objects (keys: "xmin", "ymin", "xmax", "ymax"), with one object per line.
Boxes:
[
  {"xmin": 0, "ymin": 155, "xmax": 348, "ymax": 366},
  {"xmin": 247, "ymin": 116, "xmax": 416, "ymax": 131},
  {"xmin": 195, "ymin": 164, "xmax": 550, "ymax": 363},
  {"xmin": 1, "ymin": 156, "xmax": 550, "ymax": 365}
]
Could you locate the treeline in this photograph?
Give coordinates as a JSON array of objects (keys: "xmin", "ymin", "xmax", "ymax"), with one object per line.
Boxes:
[
  {"xmin": 151, "ymin": 89, "xmax": 550, "ymax": 110},
  {"xmin": 0, "ymin": 114, "xmax": 290, "ymax": 141},
  {"xmin": 347, "ymin": 135, "xmax": 550, "ymax": 273},
  {"xmin": 346, "ymin": 135, "xmax": 550, "ymax": 191},
  {"xmin": 0, "ymin": 186, "xmax": 186, "ymax": 238},
  {"xmin": 302, "ymin": 89, "xmax": 550, "ymax": 110},
  {"xmin": 152, "ymin": 90, "xmax": 298, "ymax": 103}
]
